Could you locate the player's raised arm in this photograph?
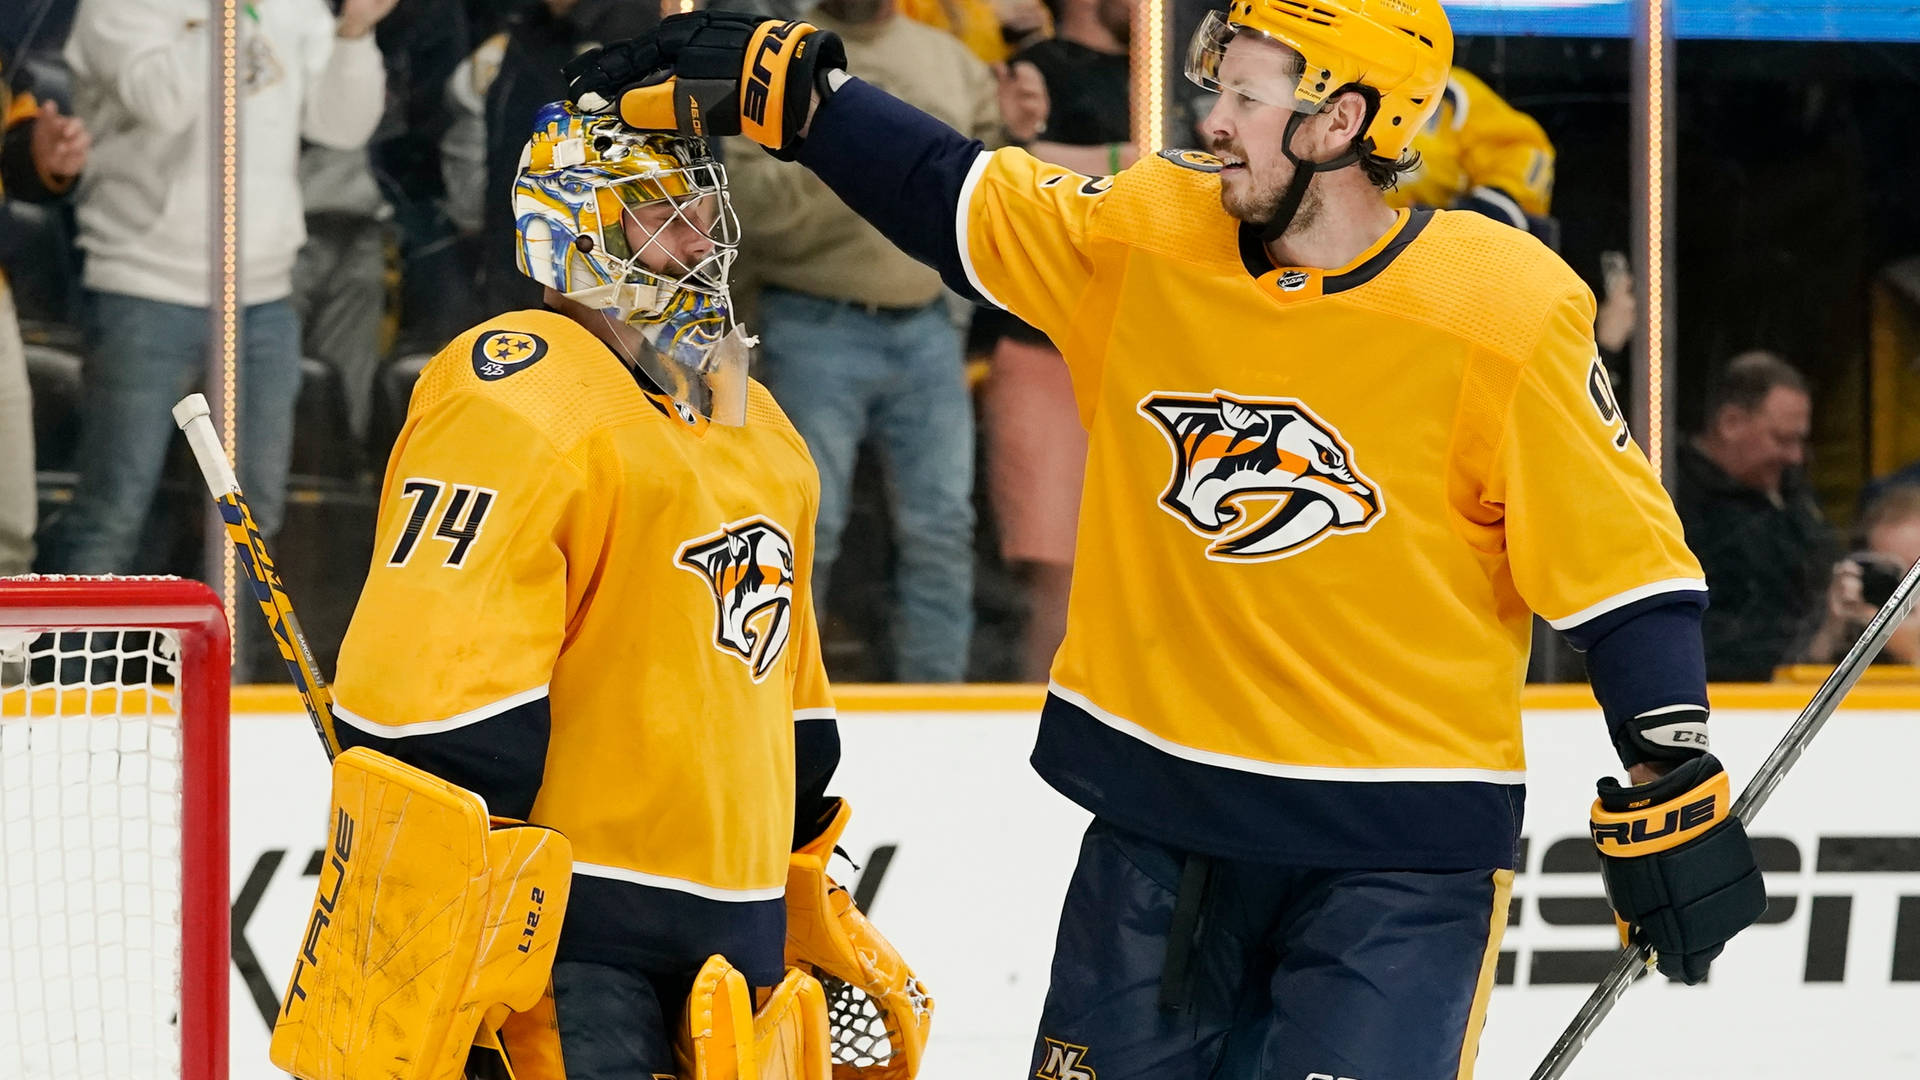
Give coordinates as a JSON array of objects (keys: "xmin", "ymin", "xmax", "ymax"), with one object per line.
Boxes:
[
  {"xmin": 1489, "ymin": 287, "xmax": 1766, "ymax": 983},
  {"xmin": 562, "ymin": 12, "xmax": 1106, "ymax": 344},
  {"xmin": 332, "ymin": 378, "xmax": 593, "ymax": 820}
]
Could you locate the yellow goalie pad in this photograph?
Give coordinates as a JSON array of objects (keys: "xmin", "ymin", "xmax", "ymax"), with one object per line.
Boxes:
[
  {"xmin": 785, "ymin": 800, "xmax": 933, "ymax": 1080},
  {"xmin": 270, "ymin": 747, "xmax": 573, "ymax": 1080},
  {"xmin": 678, "ymin": 954, "xmax": 832, "ymax": 1080}
]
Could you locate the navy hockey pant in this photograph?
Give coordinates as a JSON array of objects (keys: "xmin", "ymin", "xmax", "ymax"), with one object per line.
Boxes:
[
  {"xmin": 1031, "ymin": 818, "xmax": 1513, "ymax": 1080},
  {"xmin": 551, "ymin": 960, "xmax": 693, "ymax": 1080}
]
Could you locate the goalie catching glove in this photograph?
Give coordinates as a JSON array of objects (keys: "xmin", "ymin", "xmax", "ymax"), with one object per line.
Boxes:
[
  {"xmin": 563, "ymin": 11, "xmax": 846, "ymax": 160},
  {"xmin": 786, "ymin": 798, "xmax": 932, "ymax": 1079},
  {"xmin": 1590, "ymin": 751, "xmax": 1766, "ymax": 984}
]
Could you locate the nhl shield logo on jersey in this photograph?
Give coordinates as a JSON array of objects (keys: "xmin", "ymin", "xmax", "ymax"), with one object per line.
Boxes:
[
  {"xmin": 675, "ymin": 517, "xmax": 796, "ymax": 682},
  {"xmin": 471, "ymin": 329, "xmax": 549, "ymax": 381},
  {"xmin": 1139, "ymin": 391, "xmax": 1383, "ymax": 562}
]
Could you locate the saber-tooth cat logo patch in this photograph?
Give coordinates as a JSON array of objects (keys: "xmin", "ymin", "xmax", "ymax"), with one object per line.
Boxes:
[
  {"xmin": 1138, "ymin": 390, "xmax": 1383, "ymax": 562},
  {"xmin": 676, "ymin": 517, "xmax": 796, "ymax": 681}
]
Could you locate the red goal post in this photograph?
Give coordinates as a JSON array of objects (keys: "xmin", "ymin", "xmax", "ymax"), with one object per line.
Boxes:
[{"xmin": 0, "ymin": 574, "xmax": 230, "ymax": 1080}]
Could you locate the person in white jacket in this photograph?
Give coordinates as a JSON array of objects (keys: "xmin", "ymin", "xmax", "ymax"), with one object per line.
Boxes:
[{"xmin": 45, "ymin": 0, "xmax": 393, "ymax": 572}]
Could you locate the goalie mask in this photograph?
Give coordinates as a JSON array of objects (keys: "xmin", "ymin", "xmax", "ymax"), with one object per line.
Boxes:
[{"xmin": 514, "ymin": 102, "xmax": 752, "ymax": 424}]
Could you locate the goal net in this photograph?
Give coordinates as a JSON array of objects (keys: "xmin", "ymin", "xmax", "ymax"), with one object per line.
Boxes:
[{"xmin": 0, "ymin": 575, "xmax": 230, "ymax": 1080}]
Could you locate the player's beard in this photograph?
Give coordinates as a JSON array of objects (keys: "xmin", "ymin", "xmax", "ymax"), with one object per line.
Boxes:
[{"xmin": 1212, "ymin": 140, "xmax": 1322, "ymax": 237}]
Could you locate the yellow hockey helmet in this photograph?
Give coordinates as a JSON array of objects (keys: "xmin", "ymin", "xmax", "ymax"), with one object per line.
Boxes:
[{"xmin": 1186, "ymin": 0, "xmax": 1454, "ymax": 164}]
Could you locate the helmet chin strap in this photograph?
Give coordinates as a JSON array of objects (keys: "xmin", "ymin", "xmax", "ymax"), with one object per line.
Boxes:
[{"xmin": 1258, "ymin": 109, "xmax": 1368, "ymax": 246}]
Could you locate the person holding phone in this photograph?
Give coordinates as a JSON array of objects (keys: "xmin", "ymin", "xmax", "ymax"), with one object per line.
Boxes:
[{"xmin": 1805, "ymin": 484, "xmax": 1920, "ymax": 666}]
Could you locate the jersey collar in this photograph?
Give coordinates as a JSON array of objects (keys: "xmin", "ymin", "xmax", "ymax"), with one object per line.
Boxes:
[{"xmin": 1238, "ymin": 207, "xmax": 1434, "ymax": 305}]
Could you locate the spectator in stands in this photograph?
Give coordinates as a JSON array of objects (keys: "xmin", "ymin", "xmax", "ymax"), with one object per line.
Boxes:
[
  {"xmin": 293, "ymin": 138, "xmax": 391, "ymax": 453},
  {"xmin": 295, "ymin": 0, "xmax": 470, "ymax": 451},
  {"xmin": 475, "ymin": 0, "xmax": 657, "ymax": 318},
  {"xmin": 0, "ymin": 57, "xmax": 89, "ymax": 576},
  {"xmin": 367, "ymin": 0, "xmax": 471, "ymax": 358},
  {"xmin": 979, "ymin": 0, "xmax": 1132, "ymax": 680},
  {"xmin": 900, "ymin": 0, "xmax": 1049, "ymax": 65},
  {"xmin": 728, "ymin": 0, "xmax": 1001, "ymax": 681},
  {"xmin": 1803, "ymin": 484, "xmax": 1920, "ymax": 667},
  {"xmin": 45, "ymin": 0, "xmax": 391, "ymax": 573},
  {"xmin": 1675, "ymin": 350, "xmax": 1837, "ymax": 681},
  {"xmin": 1385, "ymin": 67, "xmax": 1557, "ymax": 245}
]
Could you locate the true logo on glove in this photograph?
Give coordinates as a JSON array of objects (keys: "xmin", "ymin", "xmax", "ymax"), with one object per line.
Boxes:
[
  {"xmin": 742, "ymin": 21, "xmax": 803, "ymax": 127},
  {"xmin": 1590, "ymin": 792, "xmax": 1718, "ymax": 851}
]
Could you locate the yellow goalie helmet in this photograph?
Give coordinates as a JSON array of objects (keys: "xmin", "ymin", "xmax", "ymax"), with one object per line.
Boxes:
[
  {"xmin": 514, "ymin": 101, "xmax": 752, "ymax": 423},
  {"xmin": 1186, "ymin": 0, "xmax": 1454, "ymax": 165}
]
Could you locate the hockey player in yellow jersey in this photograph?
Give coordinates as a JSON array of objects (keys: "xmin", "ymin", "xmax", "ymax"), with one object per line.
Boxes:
[
  {"xmin": 1386, "ymin": 66, "xmax": 1558, "ymax": 238},
  {"xmin": 326, "ymin": 103, "xmax": 929, "ymax": 1079},
  {"xmin": 564, "ymin": 3, "xmax": 1764, "ymax": 1076}
]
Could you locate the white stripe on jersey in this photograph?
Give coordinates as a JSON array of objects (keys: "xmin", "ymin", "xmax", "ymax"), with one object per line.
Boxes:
[
  {"xmin": 332, "ymin": 683, "xmax": 550, "ymax": 738},
  {"xmin": 956, "ymin": 151, "xmax": 1010, "ymax": 310},
  {"xmin": 1548, "ymin": 577, "xmax": 1709, "ymax": 632},
  {"xmin": 571, "ymin": 860, "xmax": 786, "ymax": 903}
]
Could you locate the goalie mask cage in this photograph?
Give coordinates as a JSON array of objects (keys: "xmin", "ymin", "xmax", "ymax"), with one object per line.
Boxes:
[{"xmin": 0, "ymin": 575, "xmax": 230, "ymax": 1080}]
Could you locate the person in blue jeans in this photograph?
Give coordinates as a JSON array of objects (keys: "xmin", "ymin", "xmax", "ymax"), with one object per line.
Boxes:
[
  {"xmin": 723, "ymin": 0, "xmax": 1003, "ymax": 682},
  {"xmin": 48, "ymin": 0, "xmax": 392, "ymax": 572},
  {"xmin": 42, "ymin": 294, "xmax": 304, "ymax": 572},
  {"xmin": 754, "ymin": 288, "xmax": 976, "ymax": 682}
]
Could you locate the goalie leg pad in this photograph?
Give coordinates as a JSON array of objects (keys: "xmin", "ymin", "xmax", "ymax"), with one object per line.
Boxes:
[
  {"xmin": 785, "ymin": 799, "xmax": 932, "ymax": 1079},
  {"xmin": 269, "ymin": 748, "xmax": 573, "ymax": 1080}
]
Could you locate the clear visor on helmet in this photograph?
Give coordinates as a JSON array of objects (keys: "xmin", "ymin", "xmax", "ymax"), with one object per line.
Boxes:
[{"xmin": 1184, "ymin": 10, "xmax": 1316, "ymax": 113}]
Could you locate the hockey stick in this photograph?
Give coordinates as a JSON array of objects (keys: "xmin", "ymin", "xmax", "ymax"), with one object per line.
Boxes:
[
  {"xmin": 172, "ymin": 393, "xmax": 341, "ymax": 761},
  {"xmin": 1530, "ymin": 555, "xmax": 1920, "ymax": 1079},
  {"xmin": 174, "ymin": 396, "xmax": 525, "ymax": 1079}
]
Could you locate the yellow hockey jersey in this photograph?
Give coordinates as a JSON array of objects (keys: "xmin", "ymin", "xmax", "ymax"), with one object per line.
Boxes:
[
  {"xmin": 332, "ymin": 308, "xmax": 834, "ymax": 982},
  {"xmin": 959, "ymin": 149, "xmax": 1702, "ymax": 868},
  {"xmin": 1388, "ymin": 68, "xmax": 1555, "ymax": 223}
]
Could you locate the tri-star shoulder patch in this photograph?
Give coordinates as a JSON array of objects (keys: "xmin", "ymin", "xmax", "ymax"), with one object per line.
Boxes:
[{"xmin": 472, "ymin": 329, "xmax": 549, "ymax": 381}]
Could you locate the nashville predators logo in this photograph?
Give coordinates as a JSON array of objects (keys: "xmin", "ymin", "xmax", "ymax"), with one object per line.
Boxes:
[
  {"xmin": 676, "ymin": 517, "xmax": 796, "ymax": 682},
  {"xmin": 472, "ymin": 329, "xmax": 548, "ymax": 381},
  {"xmin": 1139, "ymin": 390, "xmax": 1383, "ymax": 562},
  {"xmin": 1035, "ymin": 1038, "xmax": 1096, "ymax": 1080}
]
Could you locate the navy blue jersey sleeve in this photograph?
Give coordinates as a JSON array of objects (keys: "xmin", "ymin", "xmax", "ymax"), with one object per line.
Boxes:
[
  {"xmin": 792, "ymin": 716, "xmax": 842, "ymax": 850},
  {"xmin": 332, "ymin": 696, "xmax": 551, "ymax": 820},
  {"xmin": 1577, "ymin": 596, "xmax": 1712, "ymax": 768},
  {"xmin": 795, "ymin": 77, "xmax": 987, "ymax": 304}
]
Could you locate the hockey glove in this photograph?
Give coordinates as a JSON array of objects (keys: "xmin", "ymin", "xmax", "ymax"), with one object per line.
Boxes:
[
  {"xmin": 562, "ymin": 11, "xmax": 846, "ymax": 160},
  {"xmin": 1590, "ymin": 752, "xmax": 1766, "ymax": 984}
]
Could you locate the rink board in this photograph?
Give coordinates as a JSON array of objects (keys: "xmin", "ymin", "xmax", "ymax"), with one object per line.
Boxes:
[{"xmin": 222, "ymin": 690, "xmax": 1920, "ymax": 1078}]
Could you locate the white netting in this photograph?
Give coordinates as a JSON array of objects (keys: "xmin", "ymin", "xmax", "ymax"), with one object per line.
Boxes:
[
  {"xmin": 1, "ymin": 619, "xmax": 186, "ymax": 1080},
  {"xmin": 821, "ymin": 975, "xmax": 897, "ymax": 1069}
]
